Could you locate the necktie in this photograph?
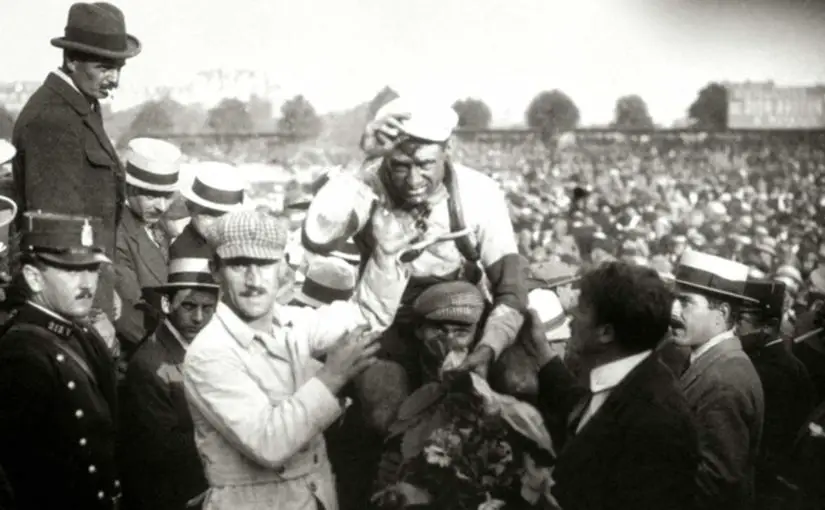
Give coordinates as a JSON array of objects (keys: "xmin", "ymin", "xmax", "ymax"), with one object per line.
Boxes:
[
  {"xmin": 150, "ymin": 223, "xmax": 169, "ymax": 262},
  {"xmin": 567, "ymin": 391, "xmax": 593, "ymax": 436}
]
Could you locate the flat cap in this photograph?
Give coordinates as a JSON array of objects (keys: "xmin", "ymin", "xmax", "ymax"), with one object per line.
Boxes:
[
  {"xmin": 374, "ymin": 96, "xmax": 458, "ymax": 143},
  {"xmin": 413, "ymin": 281, "xmax": 485, "ymax": 325},
  {"xmin": 204, "ymin": 210, "xmax": 287, "ymax": 261}
]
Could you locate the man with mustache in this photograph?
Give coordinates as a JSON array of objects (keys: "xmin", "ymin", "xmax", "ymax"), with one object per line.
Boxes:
[
  {"xmin": 183, "ymin": 207, "xmax": 415, "ymax": 510},
  {"xmin": 118, "ymin": 251, "xmax": 218, "ymax": 510},
  {"xmin": 11, "ymin": 2, "xmax": 141, "ymax": 324},
  {"xmin": 114, "ymin": 138, "xmax": 182, "ymax": 359},
  {"xmin": 0, "ymin": 212, "xmax": 121, "ymax": 510}
]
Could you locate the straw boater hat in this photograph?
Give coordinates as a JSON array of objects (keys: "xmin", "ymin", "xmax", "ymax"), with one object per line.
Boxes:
[
  {"xmin": 182, "ymin": 163, "xmax": 245, "ymax": 213},
  {"xmin": 51, "ymin": 2, "xmax": 141, "ymax": 60},
  {"xmin": 0, "ymin": 140, "xmax": 14, "ymax": 166},
  {"xmin": 674, "ymin": 249, "xmax": 758, "ymax": 305},
  {"xmin": 291, "ymin": 256, "xmax": 357, "ymax": 308},
  {"xmin": 124, "ymin": 138, "xmax": 182, "ymax": 192},
  {"xmin": 774, "ymin": 265, "xmax": 803, "ymax": 293},
  {"xmin": 147, "ymin": 255, "xmax": 218, "ymax": 292},
  {"xmin": 528, "ymin": 288, "xmax": 571, "ymax": 342}
]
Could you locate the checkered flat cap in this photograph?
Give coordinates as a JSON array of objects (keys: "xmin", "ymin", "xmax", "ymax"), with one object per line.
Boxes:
[{"xmin": 204, "ymin": 210, "xmax": 287, "ymax": 261}]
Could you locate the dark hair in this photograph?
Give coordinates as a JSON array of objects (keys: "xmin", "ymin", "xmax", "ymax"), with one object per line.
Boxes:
[
  {"xmin": 579, "ymin": 261, "xmax": 674, "ymax": 353},
  {"xmin": 62, "ymin": 50, "xmax": 123, "ymax": 67}
]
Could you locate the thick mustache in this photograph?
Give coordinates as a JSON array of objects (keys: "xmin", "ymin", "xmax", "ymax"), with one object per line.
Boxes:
[
  {"xmin": 76, "ymin": 289, "xmax": 94, "ymax": 299},
  {"xmin": 240, "ymin": 287, "xmax": 267, "ymax": 297}
]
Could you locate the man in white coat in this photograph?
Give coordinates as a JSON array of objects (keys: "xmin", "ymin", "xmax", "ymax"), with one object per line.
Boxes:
[{"xmin": 182, "ymin": 207, "xmax": 415, "ymax": 510}]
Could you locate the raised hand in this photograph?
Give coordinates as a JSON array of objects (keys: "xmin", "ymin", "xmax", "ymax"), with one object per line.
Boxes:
[
  {"xmin": 317, "ymin": 326, "xmax": 383, "ymax": 395},
  {"xmin": 362, "ymin": 113, "xmax": 412, "ymax": 157}
]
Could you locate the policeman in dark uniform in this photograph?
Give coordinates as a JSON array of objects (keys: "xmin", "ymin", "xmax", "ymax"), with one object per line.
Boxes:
[
  {"xmin": 0, "ymin": 212, "xmax": 121, "ymax": 510},
  {"xmin": 737, "ymin": 278, "xmax": 815, "ymax": 510}
]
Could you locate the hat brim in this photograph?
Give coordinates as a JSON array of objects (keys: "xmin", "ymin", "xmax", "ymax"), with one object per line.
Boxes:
[
  {"xmin": 125, "ymin": 173, "xmax": 178, "ymax": 193},
  {"xmin": 37, "ymin": 251, "xmax": 111, "ymax": 267},
  {"xmin": 216, "ymin": 244, "xmax": 284, "ymax": 261},
  {"xmin": 181, "ymin": 186, "xmax": 243, "ymax": 213},
  {"xmin": 674, "ymin": 279, "xmax": 758, "ymax": 304},
  {"xmin": 51, "ymin": 34, "xmax": 142, "ymax": 60},
  {"xmin": 291, "ymin": 290, "xmax": 329, "ymax": 309},
  {"xmin": 146, "ymin": 282, "xmax": 220, "ymax": 293}
]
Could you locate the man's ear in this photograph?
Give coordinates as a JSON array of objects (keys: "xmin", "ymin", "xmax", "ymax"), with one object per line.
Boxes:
[
  {"xmin": 597, "ymin": 323, "xmax": 615, "ymax": 345},
  {"xmin": 160, "ymin": 293, "xmax": 171, "ymax": 315},
  {"xmin": 21, "ymin": 264, "xmax": 44, "ymax": 294}
]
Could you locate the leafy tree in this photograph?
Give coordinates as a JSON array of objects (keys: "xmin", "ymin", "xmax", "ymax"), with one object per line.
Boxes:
[
  {"xmin": 248, "ymin": 94, "xmax": 274, "ymax": 132},
  {"xmin": 0, "ymin": 106, "xmax": 15, "ymax": 140},
  {"xmin": 277, "ymin": 95, "xmax": 323, "ymax": 139},
  {"xmin": 366, "ymin": 86, "xmax": 400, "ymax": 122},
  {"xmin": 525, "ymin": 90, "xmax": 580, "ymax": 135},
  {"xmin": 126, "ymin": 99, "xmax": 174, "ymax": 136},
  {"xmin": 206, "ymin": 98, "xmax": 253, "ymax": 133},
  {"xmin": 610, "ymin": 94, "xmax": 654, "ymax": 130},
  {"xmin": 452, "ymin": 98, "xmax": 492, "ymax": 129},
  {"xmin": 688, "ymin": 83, "xmax": 728, "ymax": 130}
]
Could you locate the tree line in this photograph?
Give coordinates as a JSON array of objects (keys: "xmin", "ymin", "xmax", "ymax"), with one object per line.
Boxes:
[{"xmin": 0, "ymin": 83, "xmax": 730, "ymax": 143}]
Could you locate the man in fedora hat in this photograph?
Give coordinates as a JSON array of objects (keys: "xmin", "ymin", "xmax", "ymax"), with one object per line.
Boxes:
[
  {"xmin": 12, "ymin": 2, "xmax": 141, "ymax": 324},
  {"xmin": 114, "ymin": 138, "xmax": 182, "ymax": 357},
  {"xmin": 672, "ymin": 249, "xmax": 765, "ymax": 510},
  {"xmin": 118, "ymin": 253, "xmax": 216, "ymax": 510},
  {"xmin": 0, "ymin": 212, "xmax": 121, "ymax": 510}
]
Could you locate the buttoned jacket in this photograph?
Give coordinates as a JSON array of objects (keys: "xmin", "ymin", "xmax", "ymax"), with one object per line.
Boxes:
[{"xmin": 183, "ymin": 255, "xmax": 407, "ymax": 510}]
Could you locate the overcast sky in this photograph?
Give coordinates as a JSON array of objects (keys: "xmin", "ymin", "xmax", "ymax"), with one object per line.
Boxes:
[{"xmin": 1, "ymin": 0, "xmax": 823, "ymax": 125}]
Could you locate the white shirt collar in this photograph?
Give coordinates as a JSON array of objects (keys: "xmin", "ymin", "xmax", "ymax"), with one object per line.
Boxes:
[
  {"xmin": 53, "ymin": 68, "xmax": 81, "ymax": 94},
  {"xmin": 589, "ymin": 350, "xmax": 652, "ymax": 393},
  {"xmin": 690, "ymin": 329, "xmax": 736, "ymax": 363}
]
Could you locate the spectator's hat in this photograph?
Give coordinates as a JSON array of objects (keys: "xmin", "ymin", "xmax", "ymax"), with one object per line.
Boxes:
[
  {"xmin": 204, "ymin": 210, "xmax": 287, "ymax": 261},
  {"xmin": 775, "ymin": 265, "xmax": 802, "ymax": 293},
  {"xmin": 674, "ymin": 249, "xmax": 757, "ymax": 304},
  {"xmin": 124, "ymin": 138, "xmax": 181, "ymax": 192},
  {"xmin": 329, "ymin": 237, "xmax": 361, "ymax": 266},
  {"xmin": 739, "ymin": 279, "xmax": 786, "ymax": 320},
  {"xmin": 0, "ymin": 139, "xmax": 14, "ymax": 165},
  {"xmin": 51, "ymin": 2, "xmax": 141, "ymax": 60},
  {"xmin": 290, "ymin": 256, "xmax": 356, "ymax": 308},
  {"xmin": 148, "ymin": 254, "xmax": 218, "ymax": 292},
  {"xmin": 374, "ymin": 96, "xmax": 458, "ymax": 143},
  {"xmin": 413, "ymin": 280, "xmax": 485, "ymax": 326},
  {"xmin": 182, "ymin": 163, "xmax": 245, "ymax": 213},
  {"xmin": 810, "ymin": 266, "xmax": 825, "ymax": 295},
  {"xmin": 20, "ymin": 211, "xmax": 111, "ymax": 267},
  {"xmin": 754, "ymin": 238, "xmax": 777, "ymax": 257}
]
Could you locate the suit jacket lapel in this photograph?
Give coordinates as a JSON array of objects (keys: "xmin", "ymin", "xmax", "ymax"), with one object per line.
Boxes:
[
  {"xmin": 680, "ymin": 336, "xmax": 742, "ymax": 390},
  {"xmin": 45, "ymin": 73, "xmax": 119, "ymax": 164},
  {"xmin": 123, "ymin": 208, "xmax": 168, "ymax": 284}
]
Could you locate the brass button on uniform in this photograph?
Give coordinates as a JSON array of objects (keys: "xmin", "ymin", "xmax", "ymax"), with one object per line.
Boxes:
[
  {"xmin": 56, "ymin": 354, "xmax": 65, "ymax": 362},
  {"xmin": 114, "ymin": 480, "xmax": 120, "ymax": 488},
  {"xmin": 97, "ymin": 491, "xmax": 104, "ymax": 499},
  {"xmin": 88, "ymin": 465, "xmax": 96, "ymax": 474},
  {"xmin": 79, "ymin": 438, "xmax": 87, "ymax": 447},
  {"xmin": 67, "ymin": 381, "xmax": 76, "ymax": 390},
  {"xmin": 75, "ymin": 409, "xmax": 84, "ymax": 419}
]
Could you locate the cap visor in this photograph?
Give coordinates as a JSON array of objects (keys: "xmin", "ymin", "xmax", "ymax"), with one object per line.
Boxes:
[{"xmin": 37, "ymin": 252, "xmax": 109, "ymax": 268}]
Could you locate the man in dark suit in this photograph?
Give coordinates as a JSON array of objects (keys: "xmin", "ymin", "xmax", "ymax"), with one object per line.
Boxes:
[
  {"xmin": 114, "ymin": 138, "xmax": 181, "ymax": 357},
  {"xmin": 673, "ymin": 250, "xmax": 765, "ymax": 510},
  {"xmin": 118, "ymin": 252, "xmax": 217, "ymax": 510},
  {"xmin": 736, "ymin": 278, "xmax": 814, "ymax": 509},
  {"xmin": 170, "ymin": 165, "xmax": 245, "ymax": 260},
  {"xmin": 11, "ymin": 2, "xmax": 141, "ymax": 322},
  {"xmin": 0, "ymin": 212, "xmax": 121, "ymax": 510},
  {"xmin": 526, "ymin": 261, "xmax": 699, "ymax": 510}
]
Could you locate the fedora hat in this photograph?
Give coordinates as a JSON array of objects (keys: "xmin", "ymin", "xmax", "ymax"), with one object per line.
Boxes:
[
  {"xmin": 148, "ymin": 256, "xmax": 219, "ymax": 292},
  {"xmin": 674, "ymin": 249, "xmax": 757, "ymax": 304},
  {"xmin": 125, "ymin": 138, "xmax": 182, "ymax": 192},
  {"xmin": 51, "ymin": 2, "xmax": 141, "ymax": 60},
  {"xmin": 291, "ymin": 256, "xmax": 356, "ymax": 309},
  {"xmin": 182, "ymin": 163, "xmax": 246, "ymax": 213}
]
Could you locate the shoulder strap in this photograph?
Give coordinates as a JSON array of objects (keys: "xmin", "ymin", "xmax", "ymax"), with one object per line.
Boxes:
[
  {"xmin": 4, "ymin": 323, "xmax": 98, "ymax": 386},
  {"xmin": 444, "ymin": 160, "xmax": 480, "ymax": 263}
]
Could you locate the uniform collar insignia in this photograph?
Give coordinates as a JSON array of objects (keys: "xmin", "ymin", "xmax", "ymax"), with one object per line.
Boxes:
[{"xmin": 21, "ymin": 302, "xmax": 74, "ymax": 339}]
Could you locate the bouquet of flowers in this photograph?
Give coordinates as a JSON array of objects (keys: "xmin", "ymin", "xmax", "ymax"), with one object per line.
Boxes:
[{"xmin": 371, "ymin": 372, "xmax": 560, "ymax": 510}]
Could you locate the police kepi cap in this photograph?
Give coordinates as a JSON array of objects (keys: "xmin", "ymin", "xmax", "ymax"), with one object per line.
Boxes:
[
  {"xmin": 739, "ymin": 279, "xmax": 786, "ymax": 320},
  {"xmin": 674, "ymin": 249, "xmax": 757, "ymax": 304},
  {"xmin": 374, "ymin": 96, "xmax": 458, "ymax": 143},
  {"xmin": 203, "ymin": 210, "xmax": 287, "ymax": 261},
  {"xmin": 21, "ymin": 211, "xmax": 111, "ymax": 266}
]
